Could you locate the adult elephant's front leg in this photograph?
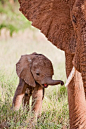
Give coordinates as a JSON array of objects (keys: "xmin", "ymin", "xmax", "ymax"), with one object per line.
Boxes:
[{"xmin": 65, "ymin": 53, "xmax": 86, "ymax": 129}]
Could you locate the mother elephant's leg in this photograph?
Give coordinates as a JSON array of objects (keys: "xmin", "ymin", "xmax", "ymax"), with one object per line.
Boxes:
[{"xmin": 65, "ymin": 53, "xmax": 86, "ymax": 129}]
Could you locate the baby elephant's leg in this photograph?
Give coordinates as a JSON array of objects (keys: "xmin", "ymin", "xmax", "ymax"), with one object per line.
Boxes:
[
  {"xmin": 12, "ymin": 79, "xmax": 27, "ymax": 110},
  {"xmin": 38, "ymin": 88, "xmax": 45, "ymax": 118},
  {"xmin": 23, "ymin": 88, "xmax": 32, "ymax": 111},
  {"xmin": 31, "ymin": 86, "xmax": 44, "ymax": 121}
]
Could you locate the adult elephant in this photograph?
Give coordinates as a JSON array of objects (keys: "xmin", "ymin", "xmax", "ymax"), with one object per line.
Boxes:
[{"xmin": 18, "ymin": 0, "xmax": 86, "ymax": 128}]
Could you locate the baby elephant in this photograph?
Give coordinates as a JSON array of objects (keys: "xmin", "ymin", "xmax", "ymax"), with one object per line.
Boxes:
[{"xmin": 12, "ymin": 53, "xmax": 64, "ymax": 120}]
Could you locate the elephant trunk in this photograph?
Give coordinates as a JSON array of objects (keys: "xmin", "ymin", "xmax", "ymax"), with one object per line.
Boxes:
[
  {"xmin": 65, "ymin": 54, "xmax": 86, "ymax": 129},
  {"xmin": 74, "ymin": 1, "xmax": 86, "ymax": 90},
  {"xmin": 81, "ymin": 29, "xmax": 86, "ymax": 89},
  {"xmin": 71, "ymin": 1, "xmax": 86, "ymax": 92},
  {"xmin": 74, "ymin": 27, "xmax": 86, "ymax": 92},
  {"xmin": 43, "ymin": 77, "xmax": 64, "ymax": 86}
]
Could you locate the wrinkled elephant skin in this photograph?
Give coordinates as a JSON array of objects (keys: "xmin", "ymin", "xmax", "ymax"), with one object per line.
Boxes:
[{"xmin": 18, "ymin": 0, "xmax": 86, "ymax": 128}]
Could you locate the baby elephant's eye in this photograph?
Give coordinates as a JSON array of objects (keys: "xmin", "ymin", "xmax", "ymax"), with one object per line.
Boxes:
[{"xmin": 36, "ymin": 72, "xmax": 40, "ymax": 76}]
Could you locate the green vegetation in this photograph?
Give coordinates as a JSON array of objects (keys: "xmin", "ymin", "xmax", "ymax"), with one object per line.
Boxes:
[
  {"xmin": 0, "ymin": 1, "xmax": 69, "ymax": 129},
  {"xmin": 0, "ymin": 1, "xmax": 31, "ymax": 36}
]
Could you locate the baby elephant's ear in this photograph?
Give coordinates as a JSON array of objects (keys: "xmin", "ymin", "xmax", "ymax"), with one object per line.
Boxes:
[{"xmin": 16, "ymin": 55, "xmax": 36, "ymax": 87}]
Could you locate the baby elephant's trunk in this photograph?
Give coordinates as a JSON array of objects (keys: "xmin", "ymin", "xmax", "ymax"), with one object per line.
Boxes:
[{"xmin": 45, "ymin": 77, "xmax": 64, "ymax": 86}]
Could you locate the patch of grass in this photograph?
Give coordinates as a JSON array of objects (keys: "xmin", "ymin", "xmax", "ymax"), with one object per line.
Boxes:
[
  {"xmin": 0, "ymin": 69, "xmax": 68, "ymax": 128},
  {"xmin": 0, "ymin": 6, "xmax": 6, "ymax": 13},
  {"xmin": 0, "ymin": 18, "xmax": 68, "ymax": 128}
]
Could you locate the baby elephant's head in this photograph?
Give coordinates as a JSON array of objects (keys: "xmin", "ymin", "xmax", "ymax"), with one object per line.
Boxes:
[{"xmin": 16, "ymin": 53, "xmax": 64, "ymax": 88}]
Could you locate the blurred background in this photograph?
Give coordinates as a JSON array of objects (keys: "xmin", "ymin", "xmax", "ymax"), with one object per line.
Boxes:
[{"xmin": 0, "ymin": 1, "xmax": 69, "ymax": 129}]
